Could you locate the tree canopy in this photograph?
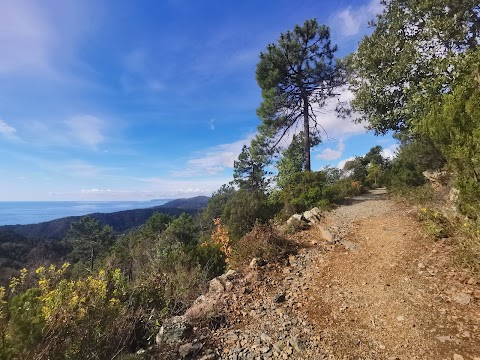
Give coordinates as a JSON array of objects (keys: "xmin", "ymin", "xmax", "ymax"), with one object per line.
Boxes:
[
  {"xmin": 256, "ymin": 18, "xmax": 345, "ymax": 171},
  {"xmin": 350, "ymin": 0, "xmax": 480, "ymax": 135}
]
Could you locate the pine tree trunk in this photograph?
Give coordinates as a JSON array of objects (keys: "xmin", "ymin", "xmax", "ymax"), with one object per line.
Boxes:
[{"xmin": 303, "ymin": 96, "xmax": 311, "ymax": 171}]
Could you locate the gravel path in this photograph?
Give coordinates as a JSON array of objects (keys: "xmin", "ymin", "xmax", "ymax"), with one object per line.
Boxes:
[{"xmin": 187, "ymin": 189, "xmax": 480, "ymax": 359}]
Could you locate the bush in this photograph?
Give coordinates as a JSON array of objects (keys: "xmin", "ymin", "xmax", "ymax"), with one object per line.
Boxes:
[
  {"xmin": 456, "ymin": 176, "xmax": 480, "ymax": 219},
  {"xmin": 222, "ymin": 189, "xmax": 278, "ymax": 240},
  {"xmin": 389, "ymin": 183, "xmax": 434, "ymax": 205},
  {"xmin": 457, "ymin": 220, "xmax": 480, "ymax": 273},
  {"xmin": 322, "ymin": 179, "xmax": 365, "ymax": 204},
  {"xmin": 418, "ymin": 207, "xmax": 452, "ymax": 239},
  {"xmin": 0, "ymin": 265, "xmax": 138, "ymax": 360},
  {"xmin": 187, "ymin": 242, "xmax": 226, "ymax": 279},
  {"xmin": 280, "ymin": 171, "xmax": 329, "ymax": 212},
  {"xmin": 230, "ymin": 224, "xmax": 294, "ymax": 267}
]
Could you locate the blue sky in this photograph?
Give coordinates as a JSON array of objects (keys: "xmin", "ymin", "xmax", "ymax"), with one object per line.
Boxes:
[{"xmin": 0, "ymin": 0, "xmax": 397, "ymax": 201}]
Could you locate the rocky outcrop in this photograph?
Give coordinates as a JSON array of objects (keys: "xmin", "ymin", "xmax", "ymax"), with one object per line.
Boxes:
[
  {"xmin": 303, "ymin": 207, "xmax": 323, "ymax": 223},
  {"xmin": 155, "ymin": 315, "xmax": 192, "ymax": 347},
  {"xmin": 287, "ymin": 207, "xmax": 324, "ymax": 230}
]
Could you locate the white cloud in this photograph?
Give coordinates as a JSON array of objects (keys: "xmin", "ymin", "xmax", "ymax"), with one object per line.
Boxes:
[
  {"xmin": 381, "ymin": 143, "xmax": 399, "ymax": 159},
  {"xmin": 81, "ymin": 188, "xmax": 112, "ymax": 193},
  {"xmin": 337, "ymin": 156, "xmax": 355, "ymax": 169},
  {"xmin": 316, "ymin": 140, "xmax": 345, "ymax": 161},
  {"xmin": 173, "ymin": 134, "xmax": 254, "ymax": 177},
  {"xmin": 139, "ymin": 176, "xmax": 232, "ymax": 198},
  {"xmin": 22, "ymin": 115, "xmax": 109, "ymax": 149},
  {"xmin": 65, "ymin": 115, "xmax": 107, "ymax": 148},
  {"xmin": 310, "ymin": 88, "xmax": 366, "ymax": 140},
  {"xmin": 336, "ymin": 9, "xmax": 362, "ymax": 36},
  {"xmin": 0, "ymin": 1, "xmax": 52, "ymax": 73},
  {"xmin": 332, "ymin": 0, "xmax": 383, "ymax": 37},
  {"xmin": 49, "ymin": 182, "xmax": 220, "ymax": 201},
  {"xmin": 209, "ymin": 118, "xmax": 216, "ymax": 130},
  {"xmin": 0, "ymin": 1, "xmax": 99, "ymax": 75},
  {"xmin": 0, "ymin": 119, "xmax": 16, "ymax": 136}
]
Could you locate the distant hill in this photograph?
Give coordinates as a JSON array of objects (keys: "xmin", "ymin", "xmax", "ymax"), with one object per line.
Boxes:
[
  {"xmin": 161, "ymin": 196, "xmax": 209, "ymax": 210},
  {"xmin": 0, "ymin": 196, "xmax": 209, "ymax": 241}
]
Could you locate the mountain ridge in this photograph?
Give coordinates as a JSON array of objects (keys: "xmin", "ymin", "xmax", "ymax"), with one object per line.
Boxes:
[{"xmin": 0, "ymin": 196, "xmax": 209, "ymax": 240}]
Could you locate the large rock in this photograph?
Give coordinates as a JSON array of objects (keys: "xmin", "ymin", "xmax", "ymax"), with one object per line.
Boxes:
[
  {"xmin": 318, "ymin": 226, "xmax": 334, "ymax": 242},
  {"xmin": 156, "ymin": 315, "xmax": 192, "ymax": 346},
  {"xmin": 303, "ymin": 207, "xmax": 323, "ymax": 223},
  {"xmin": 208, "ymin": 277, "xmax": 225, "ymax": 294},
  {"xmin": 422, "ymin": 170, "xmax": 449, "ymax": 185},
  {"xmin": 287, "ymin": 214, "xmax": 309, "ymax": 229},
  {"xmin": 179, "ymin": 342, "xmax": 203, "ymax": 358}
]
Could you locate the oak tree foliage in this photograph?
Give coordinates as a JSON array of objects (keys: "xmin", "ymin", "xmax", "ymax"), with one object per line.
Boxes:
[{"xmin": 350, "ymin": 0, "xmax": 480, "ymax": 135}]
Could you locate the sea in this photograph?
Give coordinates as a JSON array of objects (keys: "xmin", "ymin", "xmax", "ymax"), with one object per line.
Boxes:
[{"xmin": 0, "ymin": 200, "xmax": 169, "ymax": 226}]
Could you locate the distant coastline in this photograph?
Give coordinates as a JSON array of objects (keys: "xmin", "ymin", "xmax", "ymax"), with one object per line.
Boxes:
[{"xmin": 0, "ymin": 200, "xmax": 170, "ymax": 226}]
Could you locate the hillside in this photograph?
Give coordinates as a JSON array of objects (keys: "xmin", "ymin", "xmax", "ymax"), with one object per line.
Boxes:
[
  {"xmin": 0, "ymin": 196, "xmax": 209, "ymax": 240},
  {"xmin": 156, "ymin": 189, "xmax": 480, "ymax": 359}
]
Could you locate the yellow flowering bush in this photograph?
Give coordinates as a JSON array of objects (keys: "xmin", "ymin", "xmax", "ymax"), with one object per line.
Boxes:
[
  {"xmin": 0, "ymin": 263, "xmax": 136, "ymax": 360},
  {"xmin": 418, "ymin": 207, "xmax": 452, "ymax": 238}
]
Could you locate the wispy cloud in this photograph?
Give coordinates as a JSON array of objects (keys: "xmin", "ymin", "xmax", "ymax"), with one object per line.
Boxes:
[
  {"xmin": 139, "ymin": 176, "xmax": 232, "ymax": 198},
  {"xmin": 0, "ymin": 1, "xmax": 100, "ymax": 76},
  {"xmin": 331, "ymin": 0, "xmax": 382, "ymax": 37},
  {"xmin": 65, "ymin": 115, "xmax": 107, "ymax": 149},
  {"xmin": 172, "ymin": 134, "xmax": 254, "ymax": 177},
  {"xmin": 20, "ymin": 115, "xmax": 110, "ymax": 150},
  {"xmin": 0, "ymin": 1, "xmax": 53, "ymax": 74},
  {"xmin": 0, "ymin": 119, "xmax": 17, "ymax": 139},
  {"xmin": 209, "ymin": 118, "xmax": 216, "ymax": 130},
  {"xmin": 121, "ymin": 48, "xmax": 165, "ymax": 93}
]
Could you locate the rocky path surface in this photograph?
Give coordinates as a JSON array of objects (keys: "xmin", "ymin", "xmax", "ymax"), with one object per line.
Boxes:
[{"xmin": 171, "ymin": 189, "xmax": 480, "ymax": 359}]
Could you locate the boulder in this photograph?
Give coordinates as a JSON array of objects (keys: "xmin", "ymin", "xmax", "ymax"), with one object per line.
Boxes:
[
  {"xmin": 179, "ymin": 342, "xmax": 203, "ymax": 358},
  {"xmin": 287, "ymin": 214, "xmax": 309, "ymax": 229},
  {"xmin": 422, "ymin": 170, "xmax": 449, "ymax": 185},
  {"xmin": 303, "ymin": 207, "xmax": 323, "ymax": 223},
  {"xmin": 208, "ymin": 278, "xmax": 225, "ymax": 294},
  {"xmin": 318, "ymin": 226, "xmax": 334, "ymax": 242},
  {"xmin": 224, "ymin": 269, "xmax": 238, "ymax": 280},
  {"xmin": 156, "ymin": 316, "xmax": 192, "ymax": 346},
  {"xmin": 273, "ymin": 293, "xmax": 286, "ymax": 303}
]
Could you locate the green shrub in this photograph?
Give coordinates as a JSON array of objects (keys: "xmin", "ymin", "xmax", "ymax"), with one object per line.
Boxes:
[
  {"xmin": 187, "ymin": 242, "xmax": 226, "ymax": 279},
  {"xmin": 418, "ymin": 207, "xmax": 452, "ymax": 239},
  {"xmin": 456, "ymin": 176, "xmax": 480, "ymax": 219},
  {"xmin": 456, "ymin": 220, "xmax": 480, "ymax": 273},
  {"xmin": 222, "ymin": 189, "xmax": 278, "ymax": 240},
  {"xmin": 389, "ymin": 184, "xmax": 434, "ymax": 205},
  {"xmin": 280, "ymin": 171, "xmax": 329, "ymax": 212}
]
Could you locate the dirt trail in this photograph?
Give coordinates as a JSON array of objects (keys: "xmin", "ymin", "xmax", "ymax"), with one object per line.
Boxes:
[
  {"xmin": 209, "ymin": 189, "xmax": 480, "ymax": 360},
  {"xmin": 303, "ymin": 189, "xmax": 480, "ymax": 359}
]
